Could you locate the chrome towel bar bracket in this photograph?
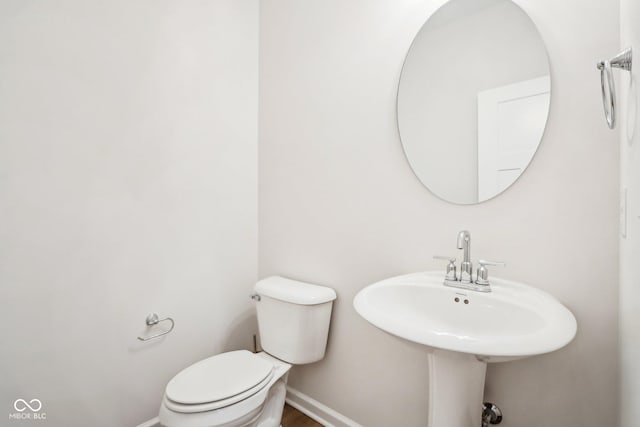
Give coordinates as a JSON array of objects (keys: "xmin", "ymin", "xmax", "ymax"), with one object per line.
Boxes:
[
  {"xmin": 137, "ymin": 313, "xmax": 175, "ymax": 341},
  {"xmin": 597, "ymin": 47, "xmax": 632, "ymax": 129}
]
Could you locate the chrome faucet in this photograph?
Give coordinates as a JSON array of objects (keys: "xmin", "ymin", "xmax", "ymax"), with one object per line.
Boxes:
[
  {"xmin": 434, "ymin": 230, "xmax": 505, "ymax": 293},
  {"xmin": 457, "ymin": 230, "xmax": 472, "ymax": 284}
]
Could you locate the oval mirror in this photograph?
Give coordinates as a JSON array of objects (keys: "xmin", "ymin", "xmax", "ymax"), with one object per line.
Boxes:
[{"xmin": 397, "ymin": 0, "xmax": 550, "ymax": 204}]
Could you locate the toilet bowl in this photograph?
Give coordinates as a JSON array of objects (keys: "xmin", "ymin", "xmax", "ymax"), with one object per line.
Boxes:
[
  {"xmin": 159, "ymin": 351, "xmax": 291, "ymax": 427},
  {"xmin": 159, "ymin": 276, "xmax": 336, "ymax": 427}
]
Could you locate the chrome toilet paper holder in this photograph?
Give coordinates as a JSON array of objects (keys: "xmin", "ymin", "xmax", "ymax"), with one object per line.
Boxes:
[{"xmin": 137, "ymin": 313, "xmax": 175, "ymax": 341}]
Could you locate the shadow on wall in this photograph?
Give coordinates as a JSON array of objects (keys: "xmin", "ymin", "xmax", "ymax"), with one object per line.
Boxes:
[{"xmin": 222, "ymin": 309, "xmax": 259, "ymax": 353}]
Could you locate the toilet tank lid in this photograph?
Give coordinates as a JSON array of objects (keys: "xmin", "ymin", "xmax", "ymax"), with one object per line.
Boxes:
[{"xmin": 255, "ymin": 276, "xmax": 337, "ymax": 305}]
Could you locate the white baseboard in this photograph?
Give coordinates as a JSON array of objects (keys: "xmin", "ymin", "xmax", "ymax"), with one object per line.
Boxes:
[
  {"xmin": 136, "ymin": 416, "xmax": 160, "ymax": 427},
  {"xmin": 285, "ymin": 386, "xmax": 362, "ymax": 427}
]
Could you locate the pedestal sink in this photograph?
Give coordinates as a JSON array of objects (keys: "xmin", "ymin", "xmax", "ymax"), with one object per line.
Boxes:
[{"xmin": 353, "ymin": 271, "xmax": 577, "ymax": 427}]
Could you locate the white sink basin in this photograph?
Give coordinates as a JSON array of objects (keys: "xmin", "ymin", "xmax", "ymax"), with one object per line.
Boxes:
[
  {"xmin": 354, "ymin": 271, "xmax": 577, "ymax": 427},
  {"xmin": 354, "ymin": 271, "xmax": 576, "ymax": 360}
]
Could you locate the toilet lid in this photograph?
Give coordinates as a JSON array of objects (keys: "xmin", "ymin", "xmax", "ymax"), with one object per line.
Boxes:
[{"xmin": 166, "ymin": 350, "xmax": 273, "ymax": 405}]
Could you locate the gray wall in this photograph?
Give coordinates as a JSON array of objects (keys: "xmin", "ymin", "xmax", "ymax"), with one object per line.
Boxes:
[
  {"xmin": 259, "ymin": 0, "xmax": 619, "ymax": 426},
  {"xmin": 0, "ymin": 1, "xmax": 258, "ymax": 426}
]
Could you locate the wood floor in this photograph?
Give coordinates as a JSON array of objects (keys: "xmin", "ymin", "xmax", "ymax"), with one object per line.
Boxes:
[{"xmin": 282, "ymin": 404, "xmax": 323, "ymax": 427}]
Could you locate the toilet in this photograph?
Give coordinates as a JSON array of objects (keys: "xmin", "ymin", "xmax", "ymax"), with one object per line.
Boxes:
[{"xmin": 159, "ymin": 276, "xmax": 337, "ymax": 427}]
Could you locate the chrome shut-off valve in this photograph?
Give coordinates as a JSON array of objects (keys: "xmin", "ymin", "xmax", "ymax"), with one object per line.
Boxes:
[{"xmin": 482, "ymin": 402, "xmax": 503, "ymax": 426}]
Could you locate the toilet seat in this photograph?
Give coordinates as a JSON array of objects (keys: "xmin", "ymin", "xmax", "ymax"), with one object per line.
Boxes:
[
  {"xmin": 164, "ymin": 350, "xmax": 274, "ymax": 413},
  {"xmin": 159, "ymin": 352, "xmax": 292, "ymax": 427}
]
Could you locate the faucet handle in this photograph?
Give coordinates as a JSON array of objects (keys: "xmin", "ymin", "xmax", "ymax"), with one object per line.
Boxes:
[
  {"xmin": 476, "ymin": 260, "xmax": 505, "ymax": 286},
  {"xmin": 478, "ymin": 260, "xmax": 505, "ymax": 267},
  {"xmin": 434, "ymin": 255, "xmax": 457, "ymax": 281}
]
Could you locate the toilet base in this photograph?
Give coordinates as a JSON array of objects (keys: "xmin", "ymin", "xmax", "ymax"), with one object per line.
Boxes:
[{"xmin": 252, "ymin": 378, "xmax": 287, "ymax": 427}]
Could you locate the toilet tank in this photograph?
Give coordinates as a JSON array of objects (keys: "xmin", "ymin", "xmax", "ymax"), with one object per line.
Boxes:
[{"xmin": 254, "ymin": 276, "xmax": 337, "ymax": 364}]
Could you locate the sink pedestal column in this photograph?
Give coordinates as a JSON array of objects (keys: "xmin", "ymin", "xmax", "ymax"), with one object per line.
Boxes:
[{"xmin": 427, "ymin": 349, "xmax": 487, "ymax": 427}]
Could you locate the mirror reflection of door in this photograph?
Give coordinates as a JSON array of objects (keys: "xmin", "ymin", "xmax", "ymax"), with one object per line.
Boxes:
[
  {"xmin": 477, "ymin": 76, "xmax": 550, "ymax": 200},
  {"xmin": 397, "ymin": 0, "xmax": 551, "ymax": 205}
]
